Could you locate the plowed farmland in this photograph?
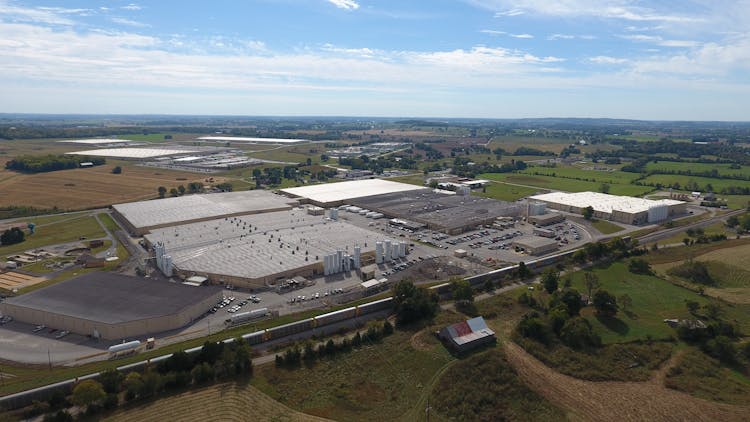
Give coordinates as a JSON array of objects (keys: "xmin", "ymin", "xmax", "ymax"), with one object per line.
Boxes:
[{"xmin": 0, "ymin": 164, "xmax": 219, "ymax": 210}]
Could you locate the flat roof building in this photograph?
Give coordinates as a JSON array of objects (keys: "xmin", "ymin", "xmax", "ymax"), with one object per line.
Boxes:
[
  {"xmin": 280, "ymin": 179, "xmax": 424, "ymax": 207},
  {"xmin": 439, "ymin": 316, "xmax": 496, "ymax": 353},
  {"xmin": 349, "ymin": 189, "xmax": 523, "ymax": 234},
  {"xmin": 0, "ymin": 273, "xmax": 223, "ymax": 340},
  {"xmin": 66, "ymin": 147, "xmax": 204, "ymax": 159},
  {"xmin": 143, "ymin": 208, "xmax": 398, "ymax": 289},
  {"xmin": 112, "ymin": 190, "xmax": 297, "ymax": 235},
  {"xmin": 529, "ymin": 191, "xmax": 686, "ymax": 225},
  {"xmin": 512, "ymin": 236, "xmax": 559, "ymax": 256},
  {"xmin": 528, "ymin": 212, "xmax": 565, "ymax": 227}
]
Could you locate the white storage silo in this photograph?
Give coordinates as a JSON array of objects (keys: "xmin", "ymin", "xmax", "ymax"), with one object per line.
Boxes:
[
  {"xmin": 384, "ymin": 240, "xmax": 392, "ymax": 262},
  {"xmin": 353, "ymin": 245, "xmax": 361, "ymax": 269},
  {"xmin": 375, "ymin": 241, "xmax": 384, "ymax": 264}
]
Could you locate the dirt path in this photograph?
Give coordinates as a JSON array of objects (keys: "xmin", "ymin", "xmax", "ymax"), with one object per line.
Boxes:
[{"xmin": 503, "ymin": 342, "xmax": 749, "ymax": 422}]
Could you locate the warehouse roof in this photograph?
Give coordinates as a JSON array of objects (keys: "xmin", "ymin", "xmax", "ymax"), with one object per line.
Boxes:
[
  {"xmin": 198, "ymin": 136, "xmax": 307, "ymax": 144},
  {"xmin": 530, "ymin": 191, "xmax": 683, "ymax": 214},
  {"xmin": 113, "ymin": 190, "xmax": 296, "ymax": 230},
  {"xmin": 58, "ymin": 139, "xmax": 134, "ymax": 145},
  {"xmin": 66, "ymin": 147, "xmax": 202, "ymax": 159},
  {"xmin": 144, "ymin": 208, "xmax": 395, "ymax": 280},
  {"xmin": 3, "ymin": 273, "xmax": 222, "ymax": 324},
  {"xmin": 281, "ymin": 179, "xmax": 423, "ymax": 205}
]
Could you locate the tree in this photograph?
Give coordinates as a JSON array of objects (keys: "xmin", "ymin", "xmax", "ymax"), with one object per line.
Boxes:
[
  {"xmin": 98, "ymin": 368, "xmax": 124, "ymax": 394},
  {"xmin": 559, "ymin": 289, "xmax": 583, "ymax": 316},
  {"xmin": 483, "ymin": 279, "xmax": 495, "ymax": 293},
  {"xmin": 542, "ymin": 270, "xmax": 559, "ymax": 294},
  {"xmin": 628, "ymin": 258, "xmax": 652, "ymax": 275},
  {"xmin": 705, "ymin": 302, "xmax": 722, "ymax": 320},
  {"xmin": 169, "ymin": 187, "xmax": 179, "ymax": 197},
  {"xmin": 726, "ymin": 215, "xmax": 739, "ymax": 228},
  {"xmin": 392, "ymin": 279, "xmax": 438, "ymax": 326},
  {"xmin": 548, "ymin": 305, "xmax": 570, "ymax": 335},
  {"xmin": 599, "ymin": 183, "xmax": 610, "ymax": 194},
  {"xmin": 71, "ymin": 379, "xmax": 106, "ymax": 410},
  {"xmin": 1, "ymin": 227, "xmax": 25, "ymax": 245},
  {"xmin": 157, "ymin": 186, "xmax": 167, "ymax": 198},
  {"xmin": 111, "ymin": 166, "xmax": 122, "ymax": 174},
  {"xmin": 685, "ymin": 300, "xmax": 700, "ymax": 315},
  {"xmin": 560, "ymin": 317, "xmax": 601, "ymax": 350},
  {"xmin": 583, "ymin": 272, "xmax": 600, "ymax": 302},
  {"xmin": 451, "ymin": 278, "xmax": 474, "ymax": 304},
  {"xmin": 122, "ymin": 372, "xmax": 143, "ymax": 400},
  {"xmin": 593, "ymin": 290, "xmax": 618, "ymax": 316},
  {"xmin": 582, "ymin": 205, "xmax": 594, "ymax": 220},
  {"xmin": 177, "ymin": 184, "xmax": 186, "ymax": 195},
  {"xmin": 517, "ymin": 261, "xmax": 531, "ymax": 279}
]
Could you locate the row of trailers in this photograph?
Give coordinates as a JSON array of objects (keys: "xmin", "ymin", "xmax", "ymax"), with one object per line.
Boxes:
[{"xmin": 0, "ymin": 297, "xmax": 394, "ymax": 411}]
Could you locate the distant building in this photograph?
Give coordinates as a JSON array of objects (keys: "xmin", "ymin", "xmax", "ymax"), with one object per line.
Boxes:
[{"xmin": 439, "ymin": 316, "xmax": 496, "ymax": 353}]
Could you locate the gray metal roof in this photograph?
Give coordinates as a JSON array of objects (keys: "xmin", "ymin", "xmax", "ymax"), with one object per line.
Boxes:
[{"xmin": 3, "ymin": 273, "xmax": 222, "ymax": 324}]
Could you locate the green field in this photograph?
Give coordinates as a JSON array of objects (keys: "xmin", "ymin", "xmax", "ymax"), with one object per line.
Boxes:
[
  {"xmin": 666, "ymin": 350, "xmax": 750, "ymax": 405},
  {"xmin": 477, "ymin": 182, "xmax": 542, "ymax": 201},
  {"xmin": 521, "ymin": 165, "xmax": 640, "ymax": 184},
  {"xmin": 591, "ymin": 219, "xmax": 624, "ymax": 234},
  {"xmin": 479, "ymin": 173, "xmax": 654, "ymax": 196},
  {"xmin": 569, "ymin": 262, "xmax": 709, "ymax": 343},
  {"xmin": 0, "ymin": 215, "xmax": 106, "ymax": 256},
  {"xmin": 641, "ymin": 174, "xmax": 750, "ymax": 193},
  {"xmin": 645, "ymin": 161, "xmax": 750, "ymax": 179}
]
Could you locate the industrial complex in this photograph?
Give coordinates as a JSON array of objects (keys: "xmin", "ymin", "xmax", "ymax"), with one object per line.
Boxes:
[
  {"xmin": 280, "ymin": 179, "xmax": 424, "ymax": 207},
  {"xmin": 112, "ymin": 190, "xmax": 297, "ymax": 235},
  {"xmin": 143, "ymin": 208, "xmax": 403, "ymax": 288},
  {"xmin": 529, "ymin": 191, "xmax": 687, "ymax": 225},
  {"xmin": 0, "ymin": 273, "xmax": 223, "ymax": 340}
]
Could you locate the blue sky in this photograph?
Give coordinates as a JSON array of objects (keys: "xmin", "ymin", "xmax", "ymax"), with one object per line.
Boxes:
[{"xmin": 1, "ymin": 0, "xmax": 749, "ymax": 120}]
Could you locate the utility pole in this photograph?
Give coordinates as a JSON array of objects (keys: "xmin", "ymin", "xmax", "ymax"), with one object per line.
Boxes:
[{"xmin": 47, "ymin": 349, "xmax": 52, "ymax": 371}]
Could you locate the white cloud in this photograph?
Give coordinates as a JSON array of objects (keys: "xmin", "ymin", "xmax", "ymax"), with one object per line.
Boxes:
[
  {"xmin": 111, "ymin": 17, "xmax": 150, "ymax": 28},
  {"xmin": 622, "ymin": 34, "xmax": 700, "ymax": 48},
  {"xmin": 327, "ymin": 0, "xmax": 360, "ymax": 10},
  {"xmin": 589, "ymin": 55, "xmax": 628, "ymax": 64},
  {"xmin": 548, "ymin": 33, "xmax": 596, "ymax": 40},
  {"xmin": 0, "ymin": 3, "xmax": 79, "ymax": 25},
  {"xmin": 122, "ymin": 4, "xmax": 142, "ymax": 11},
  {"xmin": 481, "ymin": 29, "xmax": 534, "ymax": 38},
  {"xmin": 467, "ymin": 1, "xmax": 702, "ymax": 24}
]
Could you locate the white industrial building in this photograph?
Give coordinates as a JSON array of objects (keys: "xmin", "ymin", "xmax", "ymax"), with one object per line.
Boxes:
[
  {"xmin": 280, "ymin": 179, "xmax": 424, "ymax": 207},
  {"xmin": 66, "ymin": 147, "xmax": 203, "ymax": 159},
  {"xmin": 529, "ymin": 192, "xmax": 686, "ymax": 225},
  {"xmin": 197, "ymin": 136, "xmax": 307, "ymax": 144},
  {"xmin": 112, "ymin": 190, "xmax": 297, "ymax": 235},
  {"xmin": 143, "ymin": 208, "xmax": 406, "ymax": 289}
]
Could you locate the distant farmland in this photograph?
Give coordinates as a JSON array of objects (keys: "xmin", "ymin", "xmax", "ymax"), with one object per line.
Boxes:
[{"xmin": 0, "ymin": 164, "xmax": 218, "ymax": 210}]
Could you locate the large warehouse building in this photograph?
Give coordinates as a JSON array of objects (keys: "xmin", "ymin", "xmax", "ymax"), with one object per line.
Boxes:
[
  {"xmin": 143, "ymin": 208, "xmax": 402, "ymax": 289},
  {"xmin": 529, "ymin": 192, "xmax": 686, "ymax": 225},
  {"xmin": 348, "ymin": 189, "xmax": 523, "ymax": 234},
  {"xmin": 0, "ymin": 273, "xmax": 223, "ymax": 340},
  {"xmin": 280, "ymin": 179, "xmax": 424, "ymax": 207},
  {"xmin": 112, "ymin": 190, "xmax": 297, "ymax": 235}
]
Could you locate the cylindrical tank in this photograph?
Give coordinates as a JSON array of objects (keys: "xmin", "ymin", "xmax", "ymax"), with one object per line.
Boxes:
[
  {"xmin": 329, "ymin": 208, "xmax": 338, "ymax": 220},
  {"xmin": 353, "ymin": 245, "xmax": 361, "ymax": 269},
  {"xmin": 108, "ymin": 340, "xmax": 141, "ymax": 354},
  {"xmin": 375, "ymin": 241, "xmax": 383, "ymax": 264},
  {"xmin": 336, "ymin": 249, "xmax": 343, "ymax": 273},
  {"xmin": 384, "ymin": 240, "xmax": 392, "ymax": 262}
]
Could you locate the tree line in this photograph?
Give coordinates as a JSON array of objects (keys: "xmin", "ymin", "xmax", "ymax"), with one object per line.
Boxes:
[{"xmin": 5, "ymin": 155, "xmax": 106, "ymax": 173}]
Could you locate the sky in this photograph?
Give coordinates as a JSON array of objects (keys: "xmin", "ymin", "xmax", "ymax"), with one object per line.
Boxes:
[{"xmin": 0, "ymin": 0, "xmax": 749, "ymax": 120}]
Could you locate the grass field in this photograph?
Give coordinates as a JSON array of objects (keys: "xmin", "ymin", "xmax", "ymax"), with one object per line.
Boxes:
[
  {"xmin": 569, "ymin": 262, "xmax": 710, "ymax": 343},
  {"xmin": 641, "ymin": 174, "xmax": 750, "ymax": 194},
  {"xmin": 251, "ymin": 319, "xmax": 457, "ymax": 421},
  {"xmin": 387, "ymin": 174, "xmax": 426, "ymax": 186},
  {"xmin": 479, "ymin": 173, "xmax": 654, "ymax": 196},
  {"xmin": 665, "ymin": 349, "xmax": 750, "ymax": 405},
  {"xmin": 645, "ymin": 161, "xmax": 750, "ymax": 179},
  {"xmin": 105, "ymin": 382, "xmax": 328, "ymax": 422},
  {"xmin": 431, "ymin": 349, "xmax": 565, "ymax": 421},
  {"xmin": 521, "ymin": 165, "xmax": 640, "ymax": 184},
  {"xmin": 0, "ymin": 215, "xmax": 105, "ymax": 256},
  {"xmin": 592, "ymin": 219, "xmax": 624, "ymax": 234},
  {"xmin": 477, "ymin": 182, "xmax": 542, "ymax": 201},
  {"xmin": 0, "ymin": 164, "xmax": 217, "ymax": 210}
]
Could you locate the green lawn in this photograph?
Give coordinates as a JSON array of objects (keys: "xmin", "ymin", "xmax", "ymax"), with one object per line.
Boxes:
[
  {"xmin": 388, "ymin": 174, "xmax": 427, "ymax": 187},
  {"xmin": 641, "ymin": 174, "xmax": 750, "ymax": 195},
  {"xmin": 569, "ymin": 262, "xmax": 709, "ymax": 343},
  {"xmin": 1, "ymin": 215, "xmax": 106, "ymax": 256},
  {"xmin": 591, "ymin": 219, "xmax": 624, "ymax": 234},
  {"xmin": 645, "ymin": 161, "xmax": 750, "ymax": 179},
  {"xmin": 479, "ymin": 172, "xmax": 653, "ymax": 196},
  {"xmin": 477, "ymin": 182, "xmax": 541, "ymax": 201},
  {"xmin": 521, "ymin": 165, "xmax": 641, "ymax": 184}
]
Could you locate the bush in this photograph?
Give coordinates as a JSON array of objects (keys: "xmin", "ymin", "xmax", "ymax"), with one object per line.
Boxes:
[
  {"xmin": 1, "ymin": 227, "xmax": 25, "ymax": 245},
  {"xmin": 628, "ymin": 258, "xmax": 652, "ymax": 275},
  {"xmin": 593, "ymin": 290, "xmax": 618, "ymax": 316},
  {"xmin": 559, "ymin": 317, "xmax": 601, "ymax": 350}
]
